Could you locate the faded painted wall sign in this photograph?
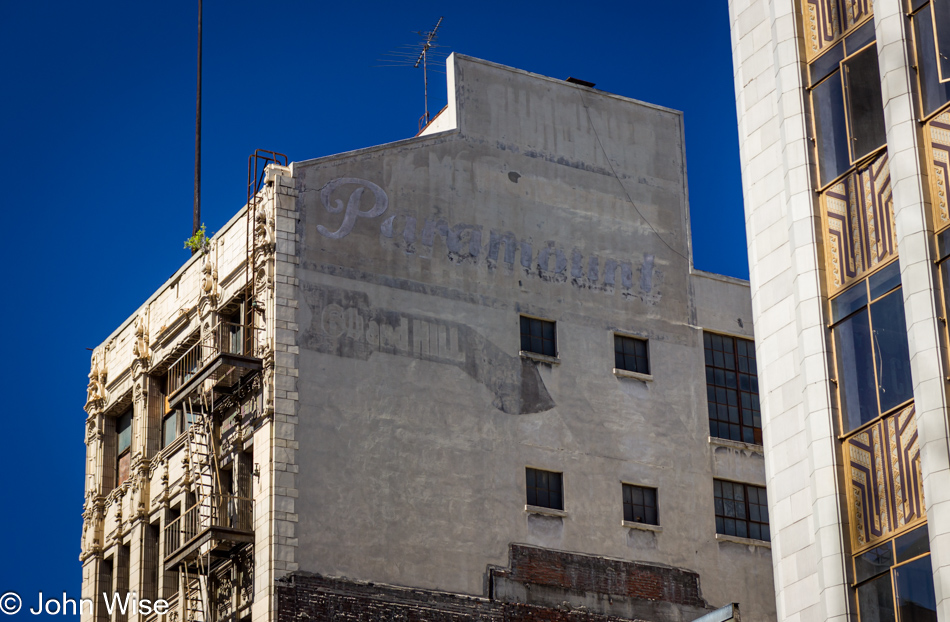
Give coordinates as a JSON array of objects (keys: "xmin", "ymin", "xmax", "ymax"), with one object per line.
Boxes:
[
  {"xmin": 317, "ymin": 177, "xmax": 389, "ymax": 239},
  {"xmin": 315, "ymin": 177, "xmax": 662, "ymax": 304},
  {"xmin": 302, "ymin": 282, "xmax": 555, "ymax": 415}
]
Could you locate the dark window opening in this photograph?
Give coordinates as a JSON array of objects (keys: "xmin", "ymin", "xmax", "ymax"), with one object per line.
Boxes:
[
  {"xmin": 614, "ymin": 335, "xmax": 649, "ymax": 374},
  {"xmin": 525, "ymin": 467, "xmax": 563, "ymax": 511},
  {"xmin": 161, "ymin": 409, "xmax": 195, "ymax": 449},
  {"xmin": 808, "ymin": 23, "xmax": 887, "ymax": 186},
  {"xmin": 844, "ymin": 44, "xmax": 887, "ymax": 161},
  {"xmin": 813, "ymin": 72, "xmax": 852, "ymax": 185},
  {"xmin": 831, "ymin": 261, "xmax": 913, "ymax": 432},
  {"xmin": 162, "ymin": 411, "xmax": 178, "ymax": 448},
  {"xmin": 622, "ymin": 484, "xmax": 658, "ymax": 525},
  {"xmin": 520, "ymin": 316, "xmax": 556, "ymax": 357},
  {"xmin": 854, "ymin": 525, "xmax": 936, "ymax": 622},
  {"xmin": 933, "ymin": 0, "xmax": 950, "ymax": 83},
  {"xmin": 116, "ymin": 409, "xmax": 132, "ymax": 486},
  {"xmin": 714, "ymin": 480, "xmax": 770, "ymax": 542},
  {"xmin": 912, "ymin": 4, "xmax": 950, "ymax": 117},
  {"xmin": 704, "ymin": 333, "xmax": 761, "ymax": 444}
]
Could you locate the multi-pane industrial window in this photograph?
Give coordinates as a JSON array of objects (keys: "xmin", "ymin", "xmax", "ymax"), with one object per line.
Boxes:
[
  {"xmin": 704, "ymin": 333, "xmax": 761, "ymax": 445},
  {"xmin": 853, "ymin": 525, "xmax": 936, "ymax": 621},
  {"xmin": 809, "ymin": 18, "xmax": 886, "ymax": 187},
  {"xmin": 622, "ymin": 484, "xmax": 658, "ymax": 525},
  {"xmin": 525, "ymin": 467, "xmax": 563, "ymax": 511},
  {"xmin": 614, "ymin": 335, "xmax": 649, "ymax": 375},
  {"xmin": 520, "ymin": 316, "xmax": 556, "ymax": 357},
  {"xmin": 831, "ymin": 261, "xmax": 913, "ymax": 432},
  {"xmin": 116, "ymin": 409, "xmax": 132, "ymax": 486},
  {"xmin": 713, "ymin": 480, "xmax": 769, "ymax": 542}
]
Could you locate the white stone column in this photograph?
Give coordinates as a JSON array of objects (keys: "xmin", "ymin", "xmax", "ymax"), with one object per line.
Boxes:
[
  {"xmin": 729, "ymin": 0, "xmax": 852, "ymax": 619},
  {"xmin": 251, "ymin": 166, "xmax": 300, "ymax": 622},
  {"xmin": 873, "ymin": 0, "xmax": 950, "ymax": 616}
]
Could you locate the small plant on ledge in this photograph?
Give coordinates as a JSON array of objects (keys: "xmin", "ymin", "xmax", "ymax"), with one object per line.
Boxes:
[{"xmin": 184, "ymin": 224, "xmax": 213, "ymax": 255}]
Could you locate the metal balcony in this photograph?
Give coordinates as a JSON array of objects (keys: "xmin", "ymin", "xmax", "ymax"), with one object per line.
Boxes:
[
  {"xmin": 163, "ymin": 494, "xmax": 254, "ymax": 568},
  {"xmin": 167, "ymin": 321, "xmax": 263, "ymax": 409}
]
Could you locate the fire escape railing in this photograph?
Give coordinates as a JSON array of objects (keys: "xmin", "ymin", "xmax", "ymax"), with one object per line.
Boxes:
[
  {"xmin": 167, "ymin": 321, "xmax": 263, "ymax": 395},
  {"xmin": 163, "ymin": 494, "xmax": 254, "ymax": 559}
]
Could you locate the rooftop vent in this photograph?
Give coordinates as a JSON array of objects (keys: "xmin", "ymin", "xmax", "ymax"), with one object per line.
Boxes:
[{"xmin": 565, "ymin": 77, "xmax": 595, "ymax": 88}]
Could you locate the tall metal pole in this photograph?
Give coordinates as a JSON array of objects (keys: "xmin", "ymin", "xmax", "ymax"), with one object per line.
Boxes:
[
  {"xmin": 422, "ymin": 47, "xmax": 428, "ymax": 127},
  {"xmin": 193, "ymin": 0, "xmax": 203, "ymax": 247},
  {"xmin": 413, "ymin": 16, "xmax": 442, "ymax": 130}
]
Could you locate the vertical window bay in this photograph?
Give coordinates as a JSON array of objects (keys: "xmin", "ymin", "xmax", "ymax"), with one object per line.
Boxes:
[
  {"xmin": 844, "ymin": 45, "xmax": 887, "ymax": 161},
  {"xmin": 871, "ymin": 290, "xmax": 914, "ymax": 413},
  {"xmin": 834, "ymin": 308, "xmax": 879, "ymax": 431},
  {"xmin": 814, "ymin": 74, "xmax": 852, "ymax": 185}
]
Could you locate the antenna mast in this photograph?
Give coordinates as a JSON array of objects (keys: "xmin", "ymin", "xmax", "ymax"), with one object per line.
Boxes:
[
  {"xmin": 193, "ymin": 0, "xmax": 203, "ymax": 249},
  {"xmin": 414, "ymin": 16, "xmax": 443, "ymax": 129}
]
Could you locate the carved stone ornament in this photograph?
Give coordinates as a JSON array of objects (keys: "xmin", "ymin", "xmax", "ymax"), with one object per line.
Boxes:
[
  {"xmin": 132, "ymin": 314, "xmax": 150, "ymax": 364},
  {"xmin": 79, "ymin": 503, "xmax": 104, "ymax": 561},
  {"xmin": 201, "ymin": 256, "xmax": 219, "ymax": 304},
  {"xmin": 133, "ymin": 469, "xmax": 149, "ymax": 519},
  {"xmin": 255, "ymin": 203, "xmax": 276, "ymax": 255},
  {"xmin": 85, "ymin": 350, "xmax": 108, "ymax": 410}
]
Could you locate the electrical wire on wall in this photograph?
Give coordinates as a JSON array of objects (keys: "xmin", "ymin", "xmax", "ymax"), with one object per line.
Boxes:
[{"xmin": 577, "ymin": 92, "xmax": 691, "ymax": 265}]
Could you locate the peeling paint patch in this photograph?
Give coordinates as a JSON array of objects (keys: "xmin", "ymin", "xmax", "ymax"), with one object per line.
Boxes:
[{"xmin": 301, "ymin": 282, "xmax": 555, "ymax": 415}]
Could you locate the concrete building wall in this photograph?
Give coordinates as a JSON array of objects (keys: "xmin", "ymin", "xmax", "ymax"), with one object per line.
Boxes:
[
  {"xmin": 288, "ymin": 54, "xmax": 775, "ymax": 620},
  {"xmin": 84, "ymin": 53, "xmax": 775, "ymax": 622}
]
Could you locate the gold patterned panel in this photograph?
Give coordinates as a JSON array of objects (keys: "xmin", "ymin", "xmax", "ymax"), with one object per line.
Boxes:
[
  {"xmin": 822, "ymin": 151, "xmax": 897, "ymax": 294},
  {"xmin": 803, "ymin": 0, "xmax": 872, "ymax": 61},
  {"xmin": 847, "ymin": 405, "xmax": 924, "ymax": 550},
  {"xmin": 927, "ymin": 112, "xmax": 950, "ymax": 231}
]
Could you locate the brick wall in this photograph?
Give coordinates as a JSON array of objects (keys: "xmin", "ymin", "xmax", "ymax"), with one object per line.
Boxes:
[
  {"xmin": 279, "ymin": 573, "xmax": 634, "ymax": 622},
  {"xmin": 277, "ymin": 545, "xmax": 709, "ymax": 622},
  {"xmin": 496, "ymin": 545, "xmax": 705, "ymax": 608}
]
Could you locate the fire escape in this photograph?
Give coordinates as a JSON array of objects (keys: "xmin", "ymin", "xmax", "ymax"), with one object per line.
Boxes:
[{"xmin": 161, "ymin": 150, "xmax": 287, "ymax": 622}]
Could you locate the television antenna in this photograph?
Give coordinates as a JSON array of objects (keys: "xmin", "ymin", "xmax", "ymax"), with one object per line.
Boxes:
[{"xmin": 377, "ymin": 17, "xmax": 447, "ymax": 131}]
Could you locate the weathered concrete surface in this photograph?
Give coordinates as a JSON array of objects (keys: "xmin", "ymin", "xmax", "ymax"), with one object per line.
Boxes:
[{"xmin": 290, "ymin": 55, "xmax": 774, "ymax": 621}]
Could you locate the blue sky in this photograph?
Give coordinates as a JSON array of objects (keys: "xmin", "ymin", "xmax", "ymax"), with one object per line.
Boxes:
[{"xmin": 0, "ymin": 0, "xmax": 744, "ymax": 615}]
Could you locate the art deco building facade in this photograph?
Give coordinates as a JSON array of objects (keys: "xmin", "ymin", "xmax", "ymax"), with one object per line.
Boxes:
[
  {"xmin": 82, "ymin": 55, "xmax": 776, "ymax": 622},
  {"xmin": 729, "ymin": 0, "xmax": 950, "ymax": 619}
]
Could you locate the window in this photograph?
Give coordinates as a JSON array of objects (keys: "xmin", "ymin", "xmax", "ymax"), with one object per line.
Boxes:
[
  {"xmin": 116, "ymin": 409, "xmax": 132, "ymax": 486},
  {"xmin": 704, "ymin": 333, "xmax": 761, "ymax": 444},
  {"xmin": 614, "ymin": 335, "xmax": 649, "ymax": 375},
  {"xmin": 831, "ymin": 261, "xmax": 913, "ymax": 433},
  {"xmin": 520, "ymin": 316, "xmax": 556, "ymax": 357},
  {"xmin": 162, "ymin": 411, "xmax": 177, "ymax": 448},
  {"xmin": 714, "ymin": 480, "xmax": 769, "ymax": 542},
  {"xmin": 853, "ymin": 525, "xmax": 936, "ymax": 621},
  {"xmin": 221, "ymin": 298, "xmax": 249, "ymax": 356},
  {"xmin": 162, "ymin": 409, "xmax": 196, "ymax": 449},
  {"xmin": 937, "ymin": 230, "xmax": 950, "ymax": 361},
  {"xmin": 525, "ymin": 467, "xmax": 563, "ymax": 511},
  {"xmin": 910, "ymin": 0, "xmax": 950, "ymax": 118},
  {"xmin": 809, "ymin": 20, "xmax": 886, "ymax": 186},
  {"xmin": 622, "ymin": 484, "xmax": 657, "ymax": 525}
]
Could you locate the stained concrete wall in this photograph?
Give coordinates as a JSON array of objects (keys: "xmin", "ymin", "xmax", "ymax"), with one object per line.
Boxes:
[{"xmin": 289, "ymin": 55, "xmax": 775, "ymax": 620}]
